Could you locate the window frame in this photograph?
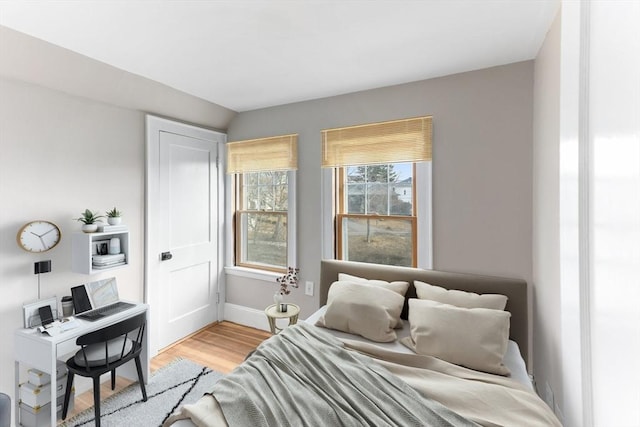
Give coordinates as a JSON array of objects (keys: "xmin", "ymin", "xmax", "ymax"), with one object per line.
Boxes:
[
  {"xmin": 228, "ymin": 170, "xmax": 297, "ymax": 276},
  {"xmin": 322, "ymin": 162, "xmax": 431, "ymax": 269},
  {"xmin": 336, "ymin": 163, "xmax": 418, "ymax": 267}
]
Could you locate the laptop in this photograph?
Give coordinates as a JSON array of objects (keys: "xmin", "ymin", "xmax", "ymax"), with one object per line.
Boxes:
[{"xmin": 71, "ymin": 277, "xmax": 134, "ymax": 321}]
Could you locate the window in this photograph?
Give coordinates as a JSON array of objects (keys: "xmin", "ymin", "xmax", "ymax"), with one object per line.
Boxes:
[
  {"xmin": 236, "ymin": 171, "xmax": 290, "ymax": 271},
  {"xmin": 227, "ymin": 134, "xmax": 297, "ymax": 273},
  {"xmin": 322, "ymin": 116, "xmax": 432, "ymax": 268},
  {"xmin": 337, "ymin": 163, "xmax": 416, "ymax": 267}
]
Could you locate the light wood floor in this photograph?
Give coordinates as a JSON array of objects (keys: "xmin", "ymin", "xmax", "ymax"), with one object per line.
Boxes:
[{"xmin": 61, "ymin": 321, "xmax": 271, "ymax": 423}]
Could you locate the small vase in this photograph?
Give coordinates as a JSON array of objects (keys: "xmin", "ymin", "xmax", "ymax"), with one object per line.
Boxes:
[
  {"xmin": 109, "ymin": 237, "xmax": 121, "ymax": 254},
  {"xmin": 82, "ymin": 224, "xmax": 98, "ymax": 233},
  {"xmin": 108, "ymin": 216, "xmax": 122, "ymax": 225},
  {"xmin": 273, "ymin": 292, "xmax": 283, "ymax": 310}
]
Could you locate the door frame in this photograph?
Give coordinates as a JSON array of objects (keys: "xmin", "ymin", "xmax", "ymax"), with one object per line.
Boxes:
[{"xmin": 145, "ymin": 115, "xmax": 226, "ymax": 356}]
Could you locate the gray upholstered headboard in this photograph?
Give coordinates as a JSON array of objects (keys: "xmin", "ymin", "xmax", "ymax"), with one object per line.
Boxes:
[{"xmin": 319, "ymin": 259, "xmax": 529, "ymax": 367}]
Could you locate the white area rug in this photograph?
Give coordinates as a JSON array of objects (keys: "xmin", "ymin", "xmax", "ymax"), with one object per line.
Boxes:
[{"xmin": 60, "ymin": 358, "xmax": 223, "ymax": 427}]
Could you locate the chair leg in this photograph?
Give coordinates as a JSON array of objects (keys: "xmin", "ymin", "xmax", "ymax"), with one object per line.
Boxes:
[
  {"xmin": 134, "ymin": 356, "xmax": 148, "ymax": 401},
  {"xmin": 61, "ymin": 371, "xmax": 74, "ymax": 420},
  {"xmin": 93, "ymin": 376, "xmax": 102, "ymax": 427},
  {"xmin": 111, "ymin": 368, "xmax": 116, "ymax": 390}
]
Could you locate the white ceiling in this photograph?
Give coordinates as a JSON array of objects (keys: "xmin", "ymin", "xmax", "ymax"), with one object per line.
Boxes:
[{"xmin": 0, "ymin": 0, "xmax": 558, "ymax": 112}]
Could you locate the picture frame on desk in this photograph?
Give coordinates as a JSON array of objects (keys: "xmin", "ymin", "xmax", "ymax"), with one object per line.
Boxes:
[
  {"xmin": 23, "ymin": 297, "xmax": 57, "ymax": 328},
  {"xmin": 92, "ymin": 240, "xmax": 109, "ymax": 256}
]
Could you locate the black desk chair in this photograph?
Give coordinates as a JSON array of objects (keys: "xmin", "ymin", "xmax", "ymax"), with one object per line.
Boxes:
[{"xmin": 61, "ymin": 312, "xmax": 147, "ymax": 427}]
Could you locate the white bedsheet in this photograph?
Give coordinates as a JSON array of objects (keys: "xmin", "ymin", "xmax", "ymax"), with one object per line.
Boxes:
[{"xmin": 305, "ymin": 305, "xmax": 533, "ymax": 391}]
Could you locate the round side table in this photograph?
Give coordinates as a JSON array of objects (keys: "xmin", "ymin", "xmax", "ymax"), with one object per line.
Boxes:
[{"xmin": 265, "ymin": 303, "xmax": 300, "ymax": 334}]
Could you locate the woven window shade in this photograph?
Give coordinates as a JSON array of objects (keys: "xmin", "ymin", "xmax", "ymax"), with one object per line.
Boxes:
[
  {"xmin": 321, "ymin": 116, "xmax": 432, "ymax": 167},
  {"xmin": 227, "ymin": 134, "xmax": 298, "ymax": 174}
]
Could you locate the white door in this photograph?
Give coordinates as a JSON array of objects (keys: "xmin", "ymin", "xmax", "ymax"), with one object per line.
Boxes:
[{"xmin": 146, "ymin": 116, "xmax": 225, "ymax": 352}]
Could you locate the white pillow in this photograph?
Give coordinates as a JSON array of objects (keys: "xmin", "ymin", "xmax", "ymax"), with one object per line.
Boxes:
[
  {"xmin": 414, "ymin": 280, "xmax": 507, "ymax": 310},
  {"xmin": 400, "ymin": 299, "xmax": 511, "ymax": 376},
  {"xmin": 315, "ymin": 281, "xmax": 404, "ymax": 342},
  {"xmin": 338, "ymin": 273, "xmax": 409, "ymax": 296}
]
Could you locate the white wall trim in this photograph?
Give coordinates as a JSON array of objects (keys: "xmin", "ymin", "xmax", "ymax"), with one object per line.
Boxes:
[
  {"xmin": 577, "ymin": 2, "xmax": 594, "ymax": 425},
  {"xmin": 321, "ymin": 168, "xmax": 335, "ymax": 260},
  {"xmin": 223, "ymin": 303, "xmax": 270, "ymax": 332},
  {"xmin": 559, "ymin": 1, "xmax": 593, "ymax": 425},
  {"xmin": 416, "ymin": 161, "xmax": 433, "ymax": 269},
  {"xmin": 225, "ymin": 266, "xmax": 280, "ymax": 282},
  {"xmin": 287, "ymin": 170, "xmax": 298, "ymax": 267},
  {"xmin": 145, "ymin": 115, "xmax": 226, "ymax": 356},
  {"xmin": 216, "ymin": 135, "xmax": 227, "ymax": 323}
]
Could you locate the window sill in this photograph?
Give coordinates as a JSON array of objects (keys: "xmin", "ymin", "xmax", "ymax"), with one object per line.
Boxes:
[{"xmin": 224, "ymin": 266, "xmax": 280, "ymax": 283}]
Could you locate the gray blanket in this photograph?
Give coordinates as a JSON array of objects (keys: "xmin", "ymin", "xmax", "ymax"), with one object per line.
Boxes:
[{"xmin": 211, "ymin": 322, "xmax": 478, "ymax": 427}]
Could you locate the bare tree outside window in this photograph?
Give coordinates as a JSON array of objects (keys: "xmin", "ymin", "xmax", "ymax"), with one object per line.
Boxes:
[
  {"xmin": 237, "ymin": 171, "xmax": 288, "ymax": 270},
  {"xmin": 338, "ymin": 163, "xmax": 416, "ymax": 267}
]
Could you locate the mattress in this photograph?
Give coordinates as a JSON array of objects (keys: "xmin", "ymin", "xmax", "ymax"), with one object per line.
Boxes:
[
  {"xmin": 305, "ymin": 305, "xmax": 533, "ymax": 390},
  {"xmin": 166, "ymin": 318, "xmax": 559, "ymax": 427}
]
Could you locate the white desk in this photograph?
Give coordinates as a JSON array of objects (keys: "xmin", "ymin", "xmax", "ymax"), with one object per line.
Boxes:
[{"xmin": 14, "ymin": 302, "xmax": 149, "ymax": 427}]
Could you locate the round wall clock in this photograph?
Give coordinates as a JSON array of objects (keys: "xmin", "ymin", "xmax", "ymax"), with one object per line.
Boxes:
[{"xmin": 17, "ymin": 220, "xmax": 62, "ymax": 253}]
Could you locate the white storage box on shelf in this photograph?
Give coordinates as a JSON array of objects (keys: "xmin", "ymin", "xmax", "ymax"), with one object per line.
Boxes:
[
  {"xmin": 19, "ymin": 394, "xmax": 73, "ymax": 427},
  {"xmin": 19, "ymin": 375, "xmax": 66, "ymax": 409},
  {"xmin": 19, "ymin": 359, "xmax": 69, "ymax": 426},
  {"xmin": 27, "ymin": 360, "xmax": 67, "ymax": 386}
]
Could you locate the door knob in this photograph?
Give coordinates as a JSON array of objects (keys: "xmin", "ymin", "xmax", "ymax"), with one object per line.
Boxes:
[{"xmin": 161, "ymin": 251, "xmax": 173, "ymax": 261}]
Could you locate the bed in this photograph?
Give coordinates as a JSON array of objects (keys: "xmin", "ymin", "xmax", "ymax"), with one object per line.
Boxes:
[{"xmin": 164, "ymin": 260, "xmax": 560, "ymax": 426}]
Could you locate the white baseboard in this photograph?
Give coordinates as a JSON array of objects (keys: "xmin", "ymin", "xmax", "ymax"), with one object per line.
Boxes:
[{"xmin": 223, "ymin": 303, "xmax": 270, "ymax": 332}]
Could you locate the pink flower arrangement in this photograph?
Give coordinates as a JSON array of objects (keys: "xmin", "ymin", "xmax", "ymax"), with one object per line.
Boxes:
[{"xmin": 276, "ymin": 267, "xmax": 300, "ymax": 295}]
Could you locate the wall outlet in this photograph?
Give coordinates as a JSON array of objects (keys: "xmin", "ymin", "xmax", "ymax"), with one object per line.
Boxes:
[{"xmin": 305, "ymin": 281, "xmax": 314, "ymax": 296}]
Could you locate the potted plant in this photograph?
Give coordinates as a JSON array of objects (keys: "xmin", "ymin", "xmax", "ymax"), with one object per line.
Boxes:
[
  {"xmin": 106, "ymin": 207, "xmax": 123, "ymax": 225},
  {"xmin": 75, "ymin": 209, "xmax": 104, "ymax": 233}
]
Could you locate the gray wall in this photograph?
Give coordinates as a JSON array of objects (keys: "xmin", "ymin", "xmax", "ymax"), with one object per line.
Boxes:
[
  {"xmin": 532, "ymin": 11, "xmax": 563, "ymax": 414},
  {"xmin": 0, "ymin": 27, "xmax": 235, "ymax": 424},
  {"xmin": 226, "ymin": 61, "xmax": 534, "ymax": 335}
]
